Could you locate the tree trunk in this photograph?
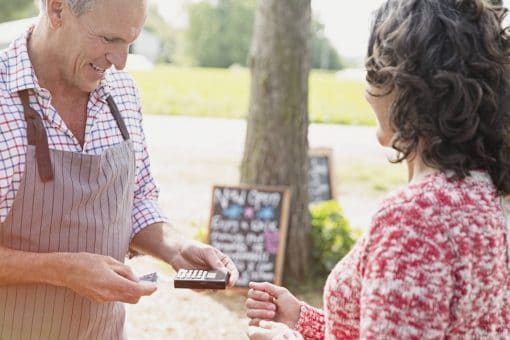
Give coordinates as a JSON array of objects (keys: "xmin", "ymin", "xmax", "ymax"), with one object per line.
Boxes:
[{"xmin": 241, "ymin": 0, "xmax": 311, "ymax": 280}]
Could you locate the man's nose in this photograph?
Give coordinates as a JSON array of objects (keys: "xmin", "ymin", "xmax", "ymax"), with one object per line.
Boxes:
[{"xmin": 106, "ymin": 45, "xmax": 129, "ymax": 71}]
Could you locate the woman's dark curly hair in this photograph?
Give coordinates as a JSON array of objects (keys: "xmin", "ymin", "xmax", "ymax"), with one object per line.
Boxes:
[{"xmin": 366, "ymin": 0, "xmax": 510, "ymax": 194}]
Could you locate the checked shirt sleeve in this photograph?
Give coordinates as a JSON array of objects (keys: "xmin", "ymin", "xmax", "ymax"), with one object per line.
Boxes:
[{"xmin": 130, "ymin": 94, "xmax": 168, "ymax": 238}]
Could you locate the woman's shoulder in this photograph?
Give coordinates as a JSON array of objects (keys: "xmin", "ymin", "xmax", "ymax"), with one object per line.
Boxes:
[
  {"xmin": 379, "ymin": 170, "xmax": 493, "ymax": 210},
  {"xmin": 370, "ymin": 171, "xmax": 497, "ymax": 234}
]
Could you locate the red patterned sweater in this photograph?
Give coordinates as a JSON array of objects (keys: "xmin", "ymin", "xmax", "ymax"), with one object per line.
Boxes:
[{"xmin": 294, "ymin": 171, "xmax": 510, "ymax": 339}]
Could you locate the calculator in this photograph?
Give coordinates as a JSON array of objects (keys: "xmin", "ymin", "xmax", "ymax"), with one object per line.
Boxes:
[{"xmin": 173, "ymin": 269, "xmax": 230, "ymax": 289}]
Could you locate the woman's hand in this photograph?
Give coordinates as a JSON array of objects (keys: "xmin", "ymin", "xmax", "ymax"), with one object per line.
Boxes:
[
  {"xmin": 247, "ymin": 320, "xmax": 303, "ymax": 340},
  {"xmin": 246, "ymin": 281, "xmax": 301, "ymax": 328}
]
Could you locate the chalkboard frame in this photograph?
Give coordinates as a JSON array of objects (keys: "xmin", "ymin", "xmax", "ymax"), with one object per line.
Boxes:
[
  {"xmin": 308, "ymin": 147, "xmax": 336, "ymax": 203},
  {"xmin": 207, "ymin": 184, "xmax": 290, "ymax": 288}
]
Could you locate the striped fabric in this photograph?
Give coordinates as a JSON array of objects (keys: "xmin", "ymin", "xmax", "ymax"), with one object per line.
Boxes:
[
  {"xmin": 0, "ymin": 139, "xmax": 134, "ymax": 339},
  {"xmin": 0, "ymin": 26, "xmax": 167, "ymax": 237}
]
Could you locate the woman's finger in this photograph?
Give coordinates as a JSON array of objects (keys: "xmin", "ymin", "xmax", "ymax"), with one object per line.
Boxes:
[
  {"xmin": 258, "ymin": 320, "xmax": 280, "ymax": 329},
  {"xmin": 246, "ymin": 307, "xmax": 276, "ymax": 320},
  {"xmin": 247, "ymin": 288, "xmax": 274, "ymax": 302},
  {"xmin": 249, "ymin": 281, "xmax": 285, "ymax": 297},
  {"xmin": 246, "ymin": 298, "xmax": 276, "ymax": 311},
  {"xmin": 249, "ymin": 318, "xmax": 261, "ymax": 326}
]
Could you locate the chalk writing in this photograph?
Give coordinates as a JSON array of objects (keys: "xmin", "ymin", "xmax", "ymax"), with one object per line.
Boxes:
[{"xmin": 209, "ymin": 186, "xmax": 287, "ymax": 287}]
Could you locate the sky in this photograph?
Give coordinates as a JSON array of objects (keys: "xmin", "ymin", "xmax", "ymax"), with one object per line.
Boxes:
[
  {"xmin": 154, "ymin": 0, "xmax": 510, "ymax": 60},
  {"xmin": 153, "ymin": 0, "xmax": 386, "ymax": 59}
]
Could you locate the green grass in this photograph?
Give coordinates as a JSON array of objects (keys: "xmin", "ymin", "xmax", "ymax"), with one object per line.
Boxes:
[
  {"xmin": 130, "ymin": 65, "xmax": 375, "ymax": 125},
  {"xmin": 310, "ymin": 71, "xmax": 374, "ymax": 125},
  {"xmin": 337, "ymin": 161, "xmax": 408, "ymax": 193}
]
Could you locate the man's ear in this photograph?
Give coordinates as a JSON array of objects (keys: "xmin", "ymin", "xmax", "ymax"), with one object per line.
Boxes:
[{"xmin": 45, "ymin": 0, "xmax": 65, "ymax": 29}]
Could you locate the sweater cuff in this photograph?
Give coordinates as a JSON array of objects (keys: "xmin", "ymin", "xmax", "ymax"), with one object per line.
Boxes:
[{"xmin": 294, "ymin": 303, "xmax": 325, "ymax": 339}]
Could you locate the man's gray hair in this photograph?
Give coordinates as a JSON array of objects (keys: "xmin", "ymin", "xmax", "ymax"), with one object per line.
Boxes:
[{"xmin": 39, "ymin": 0, "xmax": 96, "ymax": 16}]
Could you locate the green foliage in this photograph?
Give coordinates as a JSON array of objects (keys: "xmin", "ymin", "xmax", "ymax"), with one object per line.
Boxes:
[
  {"xmin": 309, "ymin": 200, "xmax": 359, "ymax": 278},
  {"xmin": 0, "ymin": 0, "xmax": 38, "ymax": 23},
  {"xmin": 184, "ymin": 0, "xmax": 344, "ymax": 70},
  {"xmin": 194, "ymin": 224, "xmax": 208, "ymax": 243},
  {"xmin": 144, "ymin": 5, "xmax": 178, "ymax": 63},
  {"xmin": 311, "ymin": 18, "xmax": 344, "ymax": 70},
  {"xmin": 186, "ymin": 0, "xmax": 255, "ymax": 67},
  {"xmin": 130, "ymin": 65, "xmax": 375, "ymax": 125}
]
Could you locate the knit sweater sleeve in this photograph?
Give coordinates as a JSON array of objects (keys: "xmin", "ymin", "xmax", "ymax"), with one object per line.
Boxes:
[
  {"xmin": 294, "ymin": 303, "xmax": 326, "ymax": 340},
  {"xmin": 359, "ymin": 199, "xmax": 455, "ymax": 339}
]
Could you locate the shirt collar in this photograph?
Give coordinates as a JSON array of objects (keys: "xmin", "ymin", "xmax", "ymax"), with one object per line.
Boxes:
[
  {"xmin": 5, "ymin": 26, "xmax": 40, "ymax": 94},
  {"xmin": 5, "ymin": 25, "xmax": 112, "ymax": 102}
]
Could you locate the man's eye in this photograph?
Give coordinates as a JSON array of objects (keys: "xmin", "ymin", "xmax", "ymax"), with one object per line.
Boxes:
[{"xmin": 102, "ymin": 36, "xmax": 113, "ymax": 43}]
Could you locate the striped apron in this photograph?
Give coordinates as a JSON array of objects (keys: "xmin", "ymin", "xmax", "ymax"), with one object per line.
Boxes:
[{"xmin": 0, "ymin": 90, "xmax": 135, "ymax": 339}]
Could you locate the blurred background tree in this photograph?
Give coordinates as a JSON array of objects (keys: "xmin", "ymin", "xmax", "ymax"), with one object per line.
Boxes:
[
  {"xmin": 186, "ymin": 0, "xmax": 255, "ymax": 68},
  {"xmin": 185, "ymin": 0, "xmax": 343, "ymax": 70},
  {"xmin": 311, "ymin": 19, "xmax": 345, "ymax": 70},
  {"xmin": 0, "ymin": 0, "xmax": 37, "ymax": 22},
  {"xmin": 1, "ymin": 0, "xmax": 345, "ymax": 71},
  {"xmin": 241, "ymin": 0, "xmax": 311, "ymax": 280},
  {"xmin": 144, "ymin": 5, "xmax": 178, "ymax": 64}
]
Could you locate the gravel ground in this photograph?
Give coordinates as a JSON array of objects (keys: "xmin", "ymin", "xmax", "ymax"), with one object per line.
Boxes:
[{"xmin": 125, "ymin": 115, "xmax": 393, "ymax": 339}]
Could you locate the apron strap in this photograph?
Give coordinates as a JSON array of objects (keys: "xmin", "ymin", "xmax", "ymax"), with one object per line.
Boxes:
[
  {"xmin": 106, "ymin": 96, "xmax": 130, "ymax": 141},
  {"xmin": 18, "ymin": 90, "xmax": 54, "ymax": 182},
  {"xmin": 18, "ymin": 91, "xmax": 130, "ymax": 182}
]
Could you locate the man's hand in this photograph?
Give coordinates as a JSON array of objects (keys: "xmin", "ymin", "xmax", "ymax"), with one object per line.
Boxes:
[
  {"xmin": 130, "ymin": 223, "xmax": 239, "ymax": 287},
  {"xmin": 59, "ymin": 252, "xmax": 157, "ymax": 304},
  {"xmin": 169, "ymin": 239, "xmax": 239, "ymax": 287}
]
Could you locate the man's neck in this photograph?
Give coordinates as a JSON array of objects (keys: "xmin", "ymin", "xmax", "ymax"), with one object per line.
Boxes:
[{"xmin": 27, "ymin": 21, "xmax": 88, "ymax": 102}]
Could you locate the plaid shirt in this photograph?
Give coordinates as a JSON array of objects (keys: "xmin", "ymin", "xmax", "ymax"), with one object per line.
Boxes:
[{"xmin": 0, "ymin": 27, "xmax": 167, "ymax": 237}]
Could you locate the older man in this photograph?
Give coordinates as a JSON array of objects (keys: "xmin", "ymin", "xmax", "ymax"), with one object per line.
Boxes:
[{"xmin": 0, "ymin": 0, "xmax": 238, "ymax": 338}]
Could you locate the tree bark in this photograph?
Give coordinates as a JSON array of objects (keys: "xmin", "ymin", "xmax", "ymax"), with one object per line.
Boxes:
[{"xmin": 241, "ymin": 0, "xmax": 311, "ymax": 280}]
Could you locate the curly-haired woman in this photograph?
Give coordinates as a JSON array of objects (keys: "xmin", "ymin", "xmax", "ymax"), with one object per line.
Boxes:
[{"xmin": 246, "ymin": 0, "xmax": 510, "ymax": 338}]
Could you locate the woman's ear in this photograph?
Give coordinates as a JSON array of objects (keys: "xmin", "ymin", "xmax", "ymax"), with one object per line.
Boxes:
[{"xmin": 45, "ymin": 0, "xmax": 65, "ymax": 29}]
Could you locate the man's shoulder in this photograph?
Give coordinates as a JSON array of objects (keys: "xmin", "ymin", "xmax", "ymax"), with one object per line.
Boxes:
[
  {"xmin": 105, "ymin": 68, "xmax": 138, "ymax": 94},
  {"xmin": 0, "ymin": 47, "xmax": 11, "ymax": 90},
  {"xmin": 104, "ymin": 68, "xmax": 142, "ymax": 114},
  {"xmin": 0, "ymin": 38, "xmax": 28, "ymax": 93}
]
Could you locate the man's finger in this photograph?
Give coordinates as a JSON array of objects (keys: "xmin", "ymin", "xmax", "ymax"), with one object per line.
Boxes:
[
  {"xmin": 209, "ymin": 249, "xmax": 239, "ymax": 287},
  {"xmin": 136, "ymin": 281, "xmax": 158, "ymax": 295},
  {"xmin": 112, "ymin": 263, "xmax": 138, "ymax": 282}
]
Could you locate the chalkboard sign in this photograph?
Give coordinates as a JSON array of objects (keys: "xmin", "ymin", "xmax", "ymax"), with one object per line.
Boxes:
[
  {"xmin": 308, "ymin": 148, "xmax": 335, "ymax": 204},
  {"xmin": 207, "ymin": 185, "xmax": 290, "ymax": 288}
]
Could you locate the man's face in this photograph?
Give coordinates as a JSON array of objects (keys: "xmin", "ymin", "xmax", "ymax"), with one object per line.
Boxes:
[{"xmin": 56, "ymin": 0, "xmax": 146, "ymax": 93}]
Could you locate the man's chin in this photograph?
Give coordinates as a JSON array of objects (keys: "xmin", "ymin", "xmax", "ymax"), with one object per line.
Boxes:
[{"xmin": 80, "ymin": 81, "xmax": 102, "ymax": 94}]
